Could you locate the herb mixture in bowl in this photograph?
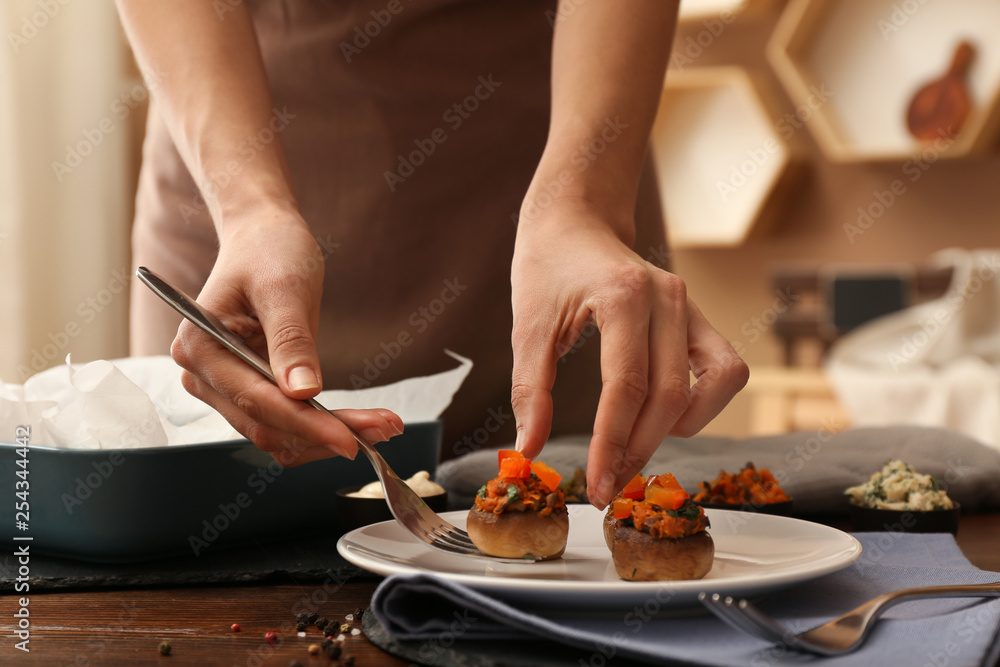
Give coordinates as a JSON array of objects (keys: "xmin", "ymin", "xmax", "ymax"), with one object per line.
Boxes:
[{"xmin": 845, "ymin": 459, "xmax": 954, "ymax": 511}]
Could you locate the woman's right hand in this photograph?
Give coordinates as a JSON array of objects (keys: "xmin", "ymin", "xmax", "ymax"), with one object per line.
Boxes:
[
  {"xmin": 115, "ymin": 2, "xmax": 401, "ymax": 465},
  {"xmin": 170, "ymin": 208, "xmax": 403, "ymax": 466}
]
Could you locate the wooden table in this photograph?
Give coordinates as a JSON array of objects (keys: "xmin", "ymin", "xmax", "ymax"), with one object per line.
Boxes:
[{"xmin": 4, "ymin": 514, "xmax": 1000, "ymax": 666}]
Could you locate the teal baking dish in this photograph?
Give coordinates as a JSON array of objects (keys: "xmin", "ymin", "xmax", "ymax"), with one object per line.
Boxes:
[{"xmin": 0, "ymin": 420, "xmax": 441, "ymax": 563}]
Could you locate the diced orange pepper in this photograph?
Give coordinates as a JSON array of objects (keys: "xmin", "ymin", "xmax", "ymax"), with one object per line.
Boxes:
[
  {"xmin": 656, "ymin": 473, "xmax": 684, "ymax": 490},
  {"xmin": 612, "ymin": 497, "xmax": 634, "ymax": 520},
  {"xmin": 497, "ymin": 449, "xmax": 524, "ymax": 470},
  {"xmin": 622, "ymin": 474, "xmax": 646, "ymax": 500},
  {"xmin": 644, "ymin": 485, "xmax": 689, "ymax": 510},
  {"xmin": 529, "ymin": 461, "xmax": 562, "ymax": 492},
  {"xmin": 499, "ymin": 457, "xmax": 532, "ymax": 478}
]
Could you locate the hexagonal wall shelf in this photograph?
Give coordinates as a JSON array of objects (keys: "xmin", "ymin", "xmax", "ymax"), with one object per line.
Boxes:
[
  {"xmin": 653, "ymin": 67, "xmax": 799, "ymax": 247},
  {"xmin": 768, "ymin": 0, "xmax": 1000, "ymax": 162}
]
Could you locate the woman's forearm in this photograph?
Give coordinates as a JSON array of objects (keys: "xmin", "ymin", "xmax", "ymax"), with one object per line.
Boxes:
[
  {"xmin": 116, "ymin": 1, "xmax": 299, "ymax": 236},
  {"xmin": 523, "ymin": 0, "xmax": 680, "ymax": 241}
]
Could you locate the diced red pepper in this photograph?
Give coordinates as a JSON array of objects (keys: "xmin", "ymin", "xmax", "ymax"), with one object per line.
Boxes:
[
  {"xmin": 612, "ymin": 497, "xmax": 634, "ymax": 520},
  {"xmin": 621, "ymin": 474, "xmax": 646, "ymax": 500},
  {"xmin": 529, "ymin": 461, "xmax": 562, "ymax": 492},
  {"xmin": 644, "ymin": 485, "xmax": 689, "ymax": 510}
]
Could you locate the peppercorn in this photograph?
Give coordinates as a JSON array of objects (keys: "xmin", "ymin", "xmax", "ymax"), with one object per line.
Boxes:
[
  {"xmin": 324, "ymin": 643, "xmax": 342, "ymax": 660},
  {"xmin": 306, "ymin": 612, "xmax": 319, "ymax": 624},
  {"xmin": 296, "ymin": 622, "xmax": 307, "ymax": 632},
  {"xmin": 340, "ymin": 623, "xmax": 350, "ymax": 633},
  {"xmin": 158, "ymin": 641, "xmax": 171, "ymax": 656},
  {"xmin": 344, "ymin": 657, "xmax": 355, "ymax": 666},
  {"xmin": 231, "ymin": 623, "xmax": 242, "ymax": 633},
  {"xmin": 308, "ymin": 644, "xmax": 321, "ymax": 656},
  {"xmin": 264, "ymin": 631, "xmax": 278, "ymax": 645},
  {"xmin": 321, "ymin": 637, "xmax": 333, "ymax": 649},
  {"xmin": 289, "ymin": 661, "xmax": 303, "ymax": 667},
  {"xmin": 296, "ymin": 612, "xmax": 310, "ymax": 624},
  {"xmin": 315, "ymin": 616, "xmax": 328, "ymax": 629},
  {"xmin": 323, "ymin": 624, "xmax": 337, "ymax": 637}
]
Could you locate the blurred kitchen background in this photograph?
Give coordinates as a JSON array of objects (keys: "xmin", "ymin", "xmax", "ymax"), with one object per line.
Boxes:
[{"xmin": 1, "ymin": 0, "xmax": 998, "ymax": 443}]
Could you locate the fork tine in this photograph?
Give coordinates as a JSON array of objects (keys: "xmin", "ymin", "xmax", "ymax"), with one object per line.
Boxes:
[
  {"xmin": 730, "ymin": 599, "xmax": 796, "ymax": 644},
  {"xmin": 406, "ymin": 503, "xmax": 476, "ymax": 547},
  {"xmin": 423, "ymin": 536, "xmax": 543, "ymax": 563},
  {"xmin": 700, "ymin": 594, "xmax": 831, "ymax": 656},
  {"xmin": 428, "ymin": 523, "xmax": 543, "ymax": 562},
  {"xmin": 401, "ymin": 503, "xmax": 542, "ymax": 561},
  {"xmin": 734, "ymin": 600, "xmax": 820, "ymax": 652},
  {"xmin": 396, "ymin": 509, "xmax": 470, "ymax": 547},
  {"xmin": 700, "ymin": 594, "xmax": 776, "ymax": 643},
  {"xmin": 429, "ymin": 538, "xmax": 485, "ymax": 556},
  {"xmin": 427, "ymin": 526, "xmax": 476, "ymax": 550},
  {"xmin": 396, "ymin": 517, "xmax": 474, "ymax": 552}
]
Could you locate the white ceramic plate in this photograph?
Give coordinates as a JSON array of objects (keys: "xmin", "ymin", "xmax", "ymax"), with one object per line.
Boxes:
[{"xmin": 337, "ymin": 505, "xmax": 862, "ymax": 611}]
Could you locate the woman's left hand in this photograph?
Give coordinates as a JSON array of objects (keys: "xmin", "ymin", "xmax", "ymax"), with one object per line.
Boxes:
[{"xmin": 510, "ymin": 199, "xmax": 749, "ymax": 509}]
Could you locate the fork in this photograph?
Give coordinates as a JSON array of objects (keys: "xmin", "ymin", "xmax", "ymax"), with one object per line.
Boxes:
[
  {"xmin": 699, "ymin": 582, "xmax": 1000, "ymax": 655},
  {"xmin": 136, "ymin": 267, "xmax": 538, "ymax": 563}
]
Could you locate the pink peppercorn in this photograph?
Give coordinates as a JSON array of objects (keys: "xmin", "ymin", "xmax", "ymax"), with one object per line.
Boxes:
[
  {"xmin": 231, "ymin": 624, "xmax": 241, "ymax": 633},
  {"xmin": 264, "ymin": 631, "xmax": 278, "ymax": 645}
]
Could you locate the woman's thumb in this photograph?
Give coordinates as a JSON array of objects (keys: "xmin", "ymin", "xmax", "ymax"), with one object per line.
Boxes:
[{"xmin": 260, "ymin": 305, "xmax": 322, "ymax": 398}]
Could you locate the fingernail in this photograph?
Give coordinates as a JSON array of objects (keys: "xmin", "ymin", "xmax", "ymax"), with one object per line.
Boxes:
[
  {"xmin": 288, "ymin": 366, "xmax": 319, "ymax": 391},
  {"xmin": 360, "ymin": 427, "xmax": 389, "ymax": 443},
  {"xmin": 514, "ymin": 428, "xmax": 525, "ymax": 452},
  {"xmin": 331, "ymin": 443, "xmax": 357, "ymax": 460},
  {"xmin": 596, "ymin": 473, "xmax": 615, "ymax": 507},
  {"xmin": 393, "ymin": 421, "xmax": 405, "ymax": 436}
]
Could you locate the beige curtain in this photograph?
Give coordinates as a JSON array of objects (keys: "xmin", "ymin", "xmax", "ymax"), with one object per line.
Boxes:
[{"xmin": 0, "ymin": 1, "xmax": 132, "ymax": 384}]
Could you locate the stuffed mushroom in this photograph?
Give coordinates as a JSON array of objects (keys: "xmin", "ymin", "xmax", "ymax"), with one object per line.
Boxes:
[
  {"xmin": 467, "ymin": 450, "xmax": 568, "ymax": 560},
  {"xmin": 605, "ymin": 473, "xmax": 713, "ymax": 581}
]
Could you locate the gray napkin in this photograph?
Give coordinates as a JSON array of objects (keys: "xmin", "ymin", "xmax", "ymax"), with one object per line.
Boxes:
[
  {"xmin": 436, "ymin": 426, "xmax": 1000, "ymax": 514},
  {"xmin": 371, "ymin": 533, "xmax": 1000, "ymax": 666}
]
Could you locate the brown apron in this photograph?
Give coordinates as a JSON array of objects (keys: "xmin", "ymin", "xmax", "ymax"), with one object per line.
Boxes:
[{"xmin": 129, "ymin": 0, "xmax": 668, "ymax": 460}]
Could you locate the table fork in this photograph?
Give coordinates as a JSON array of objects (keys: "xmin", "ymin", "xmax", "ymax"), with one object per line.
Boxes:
[
  {"xmin": 137, "ymin": 267, "xmax": 539, "ymax": 563},
  {"xmin": 699, "ymin": 582, "xmax": 1000, "ymax": 655}
]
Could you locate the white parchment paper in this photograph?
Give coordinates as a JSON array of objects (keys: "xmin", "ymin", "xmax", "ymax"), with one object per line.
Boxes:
[{"xmin": 0, "ymin": 351, "xmax": 472, "ymax": 449}]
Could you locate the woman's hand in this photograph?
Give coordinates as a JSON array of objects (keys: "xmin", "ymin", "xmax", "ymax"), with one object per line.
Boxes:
[
  {"xmin": 510, "ymin": 200, "xmax": 748, "ymax": 508},
  {"xmin": 170, "ymin": 209, "xmax": 403, "ymax": 466},
  {"xmin": 510, "ymin": 0, "xmax": 742, "ymax": 507},
  {"xmin": 116, "ymin": 2, "xmax": 402, "ymax": 465}
]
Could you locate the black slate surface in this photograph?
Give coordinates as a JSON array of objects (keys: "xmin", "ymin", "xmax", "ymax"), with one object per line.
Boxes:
[{"xmin": 0, "ymin": 530, "xmax": 375, "ymax": 592}]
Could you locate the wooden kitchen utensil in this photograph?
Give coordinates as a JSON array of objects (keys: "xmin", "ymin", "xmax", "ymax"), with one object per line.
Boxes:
[{"xmin": 906, "ymin": 41, "xmax": 975, "ymax": 141}]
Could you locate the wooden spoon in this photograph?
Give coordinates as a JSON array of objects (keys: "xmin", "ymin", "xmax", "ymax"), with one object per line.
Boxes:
[{"xmin": 906, "ymin": 41, "xmax": 975, "ymax": 141}]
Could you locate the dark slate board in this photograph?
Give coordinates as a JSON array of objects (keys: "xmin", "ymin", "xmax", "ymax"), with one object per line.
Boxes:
[{"xmin": 0, "ymin": 530, "xmax": 375, "ymax": 592}]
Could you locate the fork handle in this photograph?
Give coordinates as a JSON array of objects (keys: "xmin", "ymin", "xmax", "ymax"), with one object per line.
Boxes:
[
  {"xmin": 853, "ymin": 582, "xmax": 1000, "ymax": 633},
  {"xmin": 304, "ymin": 396, "xmax": 411, "ymax": 492}
]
